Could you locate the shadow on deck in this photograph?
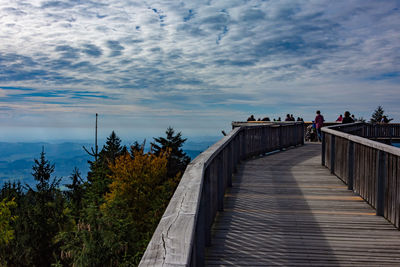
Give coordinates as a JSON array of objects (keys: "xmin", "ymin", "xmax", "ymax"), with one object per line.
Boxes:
[{"xmin": 206, "ymin": 143, "xmax": 400, "ymax": 266}]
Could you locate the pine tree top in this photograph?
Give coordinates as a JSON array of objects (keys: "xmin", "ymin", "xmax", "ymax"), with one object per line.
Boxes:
[{"xmin": 32, "ymin": 149, "xmax": 56, "ymax": 192}]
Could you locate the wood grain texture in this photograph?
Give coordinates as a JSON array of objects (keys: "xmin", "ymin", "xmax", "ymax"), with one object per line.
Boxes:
[
  {"xmin": 206, "ymin": 143, "xmax": 400, "ymax": 266},
  {"xmin": 323, "ymin": 123, "xmax": 400, "ymax": 228},
  {"xmin": 322, "ymin": 124, "xmax": 400, "ymax": 156},
  {"xmin": 140, "ymin": 123, "xmax": 304, "ymax": 266}
]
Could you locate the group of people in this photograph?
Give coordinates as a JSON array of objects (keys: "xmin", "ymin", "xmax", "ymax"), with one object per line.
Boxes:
[
  {"xmin": 246, "ymin": 110, "xmax": 392, "ymax": 143},
  {"xmin": 313, "ymin": 110, "xmax": 356, "ymax": 142},
  {"xmin": 336, "ymin": 112, "xmax": 357, "ymax": 123},
  {"xmin": 285, "ymin": 114, "xmax": 304, "ymax": 122},
  {"xmin": 247, "ymin": 115, "xmax": 272, "ymax": 122},
  {"xmin": 246, "ymin": 114, "xmax": 304, "ymax": 122}
]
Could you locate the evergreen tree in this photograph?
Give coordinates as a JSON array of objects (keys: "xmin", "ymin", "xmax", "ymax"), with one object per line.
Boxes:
[
  {"xmin": 0, "ymin": 181, "xmax": 23, "ymax": 203},
  {"xmin": 370, "ymin": 105, "xmax": 393, "ymax": 123},
  {"xmin": 86, "ymin": 131, "xmax": 126, "ymax": 202},
  {"xmin": 27, "ymin": 149, "xmax": 66, "ymax": 266},
  {"xmin": 371, "ymin": 105, "xmax": 385, "ymax": 123},
  {"xmin": 151, "ymin": 127, "xmax": 191, "ymax": 179},
  {"xmin": 58, "ymin": 131, "xmax": 127, "ymax": 265},
  {"xmin": 0, "ymin": 150, "xmax": 67, "ymax": 266},
  {"xmin": 101, "ymin": 131, "xmax": 126, "ymax": 165},
  {"xmin": 65, "ymin": 167, "xmax": 84, "ymax": 220},
  {"xmin": 30, "ymin": 148, "xmax": 61, "ymax": 203}
]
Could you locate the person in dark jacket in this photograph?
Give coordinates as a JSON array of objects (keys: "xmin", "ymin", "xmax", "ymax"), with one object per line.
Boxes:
[
  {"xmin": 342, "ymin": 111, "xmax": 354, "ymax": 124},
  {"xmin": 247, "ymin": 115, "xmax": 256, "ymax": 121}
]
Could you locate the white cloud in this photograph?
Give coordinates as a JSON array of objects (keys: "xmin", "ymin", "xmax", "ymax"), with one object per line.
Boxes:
[{"xmin": 0, "ymin": 0, "xmax": 399, "ymax": 140}]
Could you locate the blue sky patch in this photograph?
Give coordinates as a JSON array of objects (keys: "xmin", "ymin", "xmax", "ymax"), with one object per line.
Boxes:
[{"xmin": 0, "ymin": 0, "xmax": 399, "ymax": 140}]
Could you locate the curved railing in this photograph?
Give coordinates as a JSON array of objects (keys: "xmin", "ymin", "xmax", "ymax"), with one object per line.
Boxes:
[
  {"xmin": 322, "ymin": 123, "xmax": 400, "ymax": 228},
  {"xmin": 139, "ymin": 122, "xmax": 304, "ymax": 266}
]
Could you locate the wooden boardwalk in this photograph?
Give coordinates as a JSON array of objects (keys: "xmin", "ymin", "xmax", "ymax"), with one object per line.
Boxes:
[{"xmin": 206, "ymin": 143, "xmax": 400, "ymax": 266}]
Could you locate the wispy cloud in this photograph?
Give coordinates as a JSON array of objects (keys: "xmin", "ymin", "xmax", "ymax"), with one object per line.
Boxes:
[{"xmin": 0, "ymin": 0, "xmax": 399, "ymax": 140}]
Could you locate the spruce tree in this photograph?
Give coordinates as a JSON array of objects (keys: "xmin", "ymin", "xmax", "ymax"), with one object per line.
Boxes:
[
  {"xmin": 371, "ymin": 105, "xmax": 393, "ymax": 123},
  {"xmin": 371, "ymin": 105, "xmax": 385, "ymax": 123},
  {"xmin": 151, "ymin": 127, "xmax": 191, "ymax": 178},
  {"xmin": 86, "ymin": 131, "xmax": 126, "ymax": 202},
  {"xmin": 14, "ymin": 149, "xmax": 67, "ymax": 267},
  {"xmin": 65, "ymin": 167, "xmax": 84, "ymax": 220},
  {"xmin": 58, "ymin": 131, "xmax": 127, "ymax": 265}
]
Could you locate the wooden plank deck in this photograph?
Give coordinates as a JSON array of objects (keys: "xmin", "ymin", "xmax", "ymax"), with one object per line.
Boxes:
[{"xmin": 205, "ymin": 143, "xmax": 400, "ymax": 266}]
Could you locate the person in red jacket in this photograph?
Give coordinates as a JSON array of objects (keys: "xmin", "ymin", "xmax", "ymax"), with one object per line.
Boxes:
[{"xmin": 315, "ymin": 110, "xmax": 324, "ymax": 141}]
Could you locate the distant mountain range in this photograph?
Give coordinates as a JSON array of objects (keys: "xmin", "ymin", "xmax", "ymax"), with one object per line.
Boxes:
[{"xmin": 0, "ymin": 137, "xmax": 220, "ymax": 188}]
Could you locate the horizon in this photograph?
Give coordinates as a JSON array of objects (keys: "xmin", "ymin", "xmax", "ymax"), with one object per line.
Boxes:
[
  {"xmin": 0, "ymin": 113, "xmax": 398, "ymax": 143},
  {"xmin": 1, "ymin": 1, "xmax": 399, "ymax": 141}
]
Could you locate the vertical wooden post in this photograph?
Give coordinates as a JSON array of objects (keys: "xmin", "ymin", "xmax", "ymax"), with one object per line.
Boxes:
[
  {"xmin": 233, "ymin": 137, "xmax": 238, "ymax": 173},
  {"xmin": 227, "ymin": 143, "xmax": 233, "ymax": 187},
  {"xmin": 321, "ymin": 132, "xmax": 326, "ymax": 166},
  {"xmin": 376, "ymin": 150, "xmax": 386, "ymax": 216},
  {"xmin": 347, "ymin": 141, "xmax": 354, "ymax": 191},
  {"xmin": 241, "ymin": 130, "xmax": 246, "ymax": 160},
  {"xmin": 195, "ymin": 185, "xmax": 206, "ymax": 266},
  {"xmin": 279, "ymin": 125, "xmax": 283, "ymax": 150},
  {"xmin": 330, "ymin": 135, "xmax": 335, "ymax": 174},
  {"xmin": 217, "ymin": 155, "xmax": 224, "ymax": 212},
  {"xmin": 204, "ymin": 167, "xmax": 212, "ymax": 246},
  {"xmin": 301, "ymin": 123, "xmax": 305, "ymax": 145}
]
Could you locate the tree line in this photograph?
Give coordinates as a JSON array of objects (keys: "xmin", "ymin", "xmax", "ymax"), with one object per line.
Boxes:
[{"xmin": 0, "ymin": 127, "xmax": 190, "ymax": 266}]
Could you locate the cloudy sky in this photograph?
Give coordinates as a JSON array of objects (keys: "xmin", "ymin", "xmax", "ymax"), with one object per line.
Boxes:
[{"xmin": 0, "ymin": 0, "xmax": 399, "ymax": 141}]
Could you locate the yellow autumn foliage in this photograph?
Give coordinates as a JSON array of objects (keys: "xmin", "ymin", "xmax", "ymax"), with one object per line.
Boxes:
[
  {"xmin": 0, "ymin": 198, "xmax": 17, "ymax": 246},
  {"xmin": 103, "ymin": 149, "xmax": 170, "ymax": 217}
]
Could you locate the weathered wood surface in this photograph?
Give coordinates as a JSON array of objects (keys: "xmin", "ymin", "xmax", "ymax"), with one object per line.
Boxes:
[
  {"xmin": 140, "ymin": 123, "xmax": 304, "ymax": 266},
  {"xmin": 323, "ymin": 124, "xmax": 400, "ymax": 228},
  {"xmin": 206, "ymin": 143, "xmax": 400, "ymax": 266}
]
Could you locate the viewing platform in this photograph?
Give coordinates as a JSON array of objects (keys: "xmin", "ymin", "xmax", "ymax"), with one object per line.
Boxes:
[
  {"xmin": 140, "ymin": 122, "xmax": 400, "ymax": 267},
  {"xmin": 206, "ymin": 143, "xmax": 400, "ymax": 266}
]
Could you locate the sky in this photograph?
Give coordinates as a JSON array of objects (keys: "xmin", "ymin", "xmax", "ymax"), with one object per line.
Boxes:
[{"xmin": 0, "ymin": 0, "xmax": 399, "ymax": 142}]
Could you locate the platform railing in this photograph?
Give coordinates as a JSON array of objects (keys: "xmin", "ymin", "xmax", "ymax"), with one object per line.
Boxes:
[
  {"xmin": 322, "ymin": 123, "xmax": 400, "ymax": 228},
  {"xmin": 139, "ymin": 122, "xmax": 304, "ymax": 266}
]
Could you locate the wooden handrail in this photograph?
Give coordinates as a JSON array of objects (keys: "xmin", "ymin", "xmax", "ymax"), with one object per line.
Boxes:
[
  {"xmin": 139, "ymin": 122, "xmax": 304, "ymax": 266},
  {"xmin": 322, "ymin": 123, "xmax": 400, "ymax": 228}
]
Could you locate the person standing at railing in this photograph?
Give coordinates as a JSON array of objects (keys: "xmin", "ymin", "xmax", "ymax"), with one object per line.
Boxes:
[
  {"xmin": 342, "ymin": 111, "xmax": 354, "ymax": 124},
  {"xmin": 315, "ymin": 110, "xmax": 324, "ymax": 141},
  {"xmin": 247, "ymin": 115, "xmax": 256, "ymax": 121},
  {"xmin": 382, "ymin": 116, "xmax": 390, "ymax": 123}
]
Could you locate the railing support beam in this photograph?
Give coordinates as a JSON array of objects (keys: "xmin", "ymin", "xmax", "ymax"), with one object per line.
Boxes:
[
  {"xmin": 330, "ymin": 135, "xmax": 335, "ymax": 174},
  {"xmin": 376, "ymin": 150, "xmax": 386, "ymax": 217},
  {"xmin": 347, "ymin": 141, "xmax": 354, "ymax": 191},
  {"xmin": 321, "ymin": 132, "xmax": 326, "ymax": 166}
]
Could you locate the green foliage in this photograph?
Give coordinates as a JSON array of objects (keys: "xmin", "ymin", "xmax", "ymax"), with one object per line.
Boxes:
[
  {"xmin": 65, "ymin": 167, "xmax": 84, "ymax": 220},
  {"xmin": 371, "ymin": 105, "xmax": 385, "ymax": 123},
  {"xmin": 86, "ymin": 131, "xmax": 126, "ymax": 205},
  {"xmin": 1, "ymin": 129, "xmax": 189, "ymax": 266},
  {"xmin": 0, "ymin": 198, "xmax": 17, "ymax": 245},
  {"xmin": 0, "ymin": 197, "xmax": 17, "ymax": 266},
  {"xmin": 25, "ymin": 150, "xmax": 66, "ymax": 266},
  {"xmin": 101, "ymin": 148, "xmax": 176, "ymax": 265},
  {"xmin": 151, "ymin": 127, "xmax": 191, "ymax": 179},
  {"xmin": 0, "ymin": 151, "xmax": 67, "ymax": 267},
  {"xmin": 371, "ymin": 105, "xmax": 393, "ymax": 123}
]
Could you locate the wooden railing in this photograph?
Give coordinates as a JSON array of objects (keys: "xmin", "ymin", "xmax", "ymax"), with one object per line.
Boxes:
[
  {"xmin": 139, "ymin": 122, "xmax": 304, "ymax": 266},
  {"xmin": 329, "ymin": 122, "xmax": 400, "ymax": 139},
  {"xmin": 322, "ymin": 123, "xmax": 400, "ymax": 228}
]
